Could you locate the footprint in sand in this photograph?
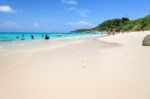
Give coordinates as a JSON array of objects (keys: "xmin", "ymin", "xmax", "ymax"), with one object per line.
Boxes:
[
  {"xmin": 81, "ymin": 59, "xmax": 84, "ymax": 63},
  {"xmin": 82, "ymin": 66, "xmax": 86, "ymax": 69},
  {"xmin": 78, "ymin": 54, "xmax": 86, "ymax": 69}
]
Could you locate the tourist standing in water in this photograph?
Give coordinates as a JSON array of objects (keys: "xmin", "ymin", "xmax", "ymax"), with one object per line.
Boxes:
[
  {"xmin": 56, "ymin": 33, "xmax": 61, "ymax": 38},
  {"xmin": 21, "ymin": 34, "xmax": 25, "ymax": 40},
  {"xmin": 31, "ymin": 35, "xmax": 34, "ymax": 39},
  {"xmin": 16, "ymin": 36, "xmax": 19, "ymax": 39},
  {"xmin": 42, "ymin": 34, "xmax": 44, "ymax": 38},
  {"xmin": 45, "ymin": 34, "xmax": 50, "ymax": 40}
]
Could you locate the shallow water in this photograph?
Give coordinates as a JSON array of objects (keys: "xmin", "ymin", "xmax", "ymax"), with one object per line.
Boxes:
[
  {"xmin": 0, "ymin": 32, "xmax": 104, "ymax": 51},
  {"xmin": 0, "ymin": 32, "xmax": 105, "ymax": 67},
  {"xmin": 0, "ymin": 32, "xmax": 102, "ymax": 41}
]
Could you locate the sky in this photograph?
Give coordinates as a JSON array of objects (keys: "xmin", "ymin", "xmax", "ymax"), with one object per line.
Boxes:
[{"xmin": 0, "ymin": 0, "xmax": 150, "ymax": 32}]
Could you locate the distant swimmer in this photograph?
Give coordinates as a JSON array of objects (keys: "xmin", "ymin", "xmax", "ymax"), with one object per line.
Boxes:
[
  {"xmin": 56, "ymin": 33, "xmax": 61, "ymax": 38},
  {"xmin": 22, "ymin": 34, "xmax": 24, "ymax": 37},
  {"xmin": 42, "ymin": 34, "xmax": 44, "ymax": 38},
  {"xmin": 16, "ymin": 36, "xmax": 19, "ymax": 39},
  {"xmin": 31, "ymin": 35, "xmax": 34, "ymax": 39},
  {"xmin": 21, "ymin": 34, "xmax": 25, "ymax": 40},
  {"xmin": 21, "ymin": 38, "xmax": 25, "ymax": 40},
  {"xmin": 45, "ymin": 34, "xmax": 50, "ymax": 40}
]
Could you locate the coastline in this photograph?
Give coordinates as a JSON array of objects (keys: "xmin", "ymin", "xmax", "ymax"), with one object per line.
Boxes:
[
  {"xmin": 0, "ymin": 31, "xmax": 150, "ymax": 99},
  {"xmin": 0, "ymin": 33, "xmax": 107, "ymax": 71}
]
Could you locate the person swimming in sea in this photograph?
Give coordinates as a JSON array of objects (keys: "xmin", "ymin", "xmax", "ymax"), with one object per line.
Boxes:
[
  {"xmin": 42, "ymin": 34, "xmax": 44, "ymax": 38},
  {"xmin": 22, "ymin": 34, "xmax": 24, "ymax": 37},
  {"xmin": 31, "ymin": 35, "xmax": 34, "ymax": 39},
  {"xmin": 45, "ymin": 34, "xmax": 50, "ymax": 40},
  {"xmin": 56, "ymin": 33, "xmax": 61, "ymax": 38},
  {"xmin": 16, "ymin": 36, "xmax": 19, "ymax": 39},
  {"xmin": 21, "ymin": 34, "xmax": 25, "ymax": 40}
]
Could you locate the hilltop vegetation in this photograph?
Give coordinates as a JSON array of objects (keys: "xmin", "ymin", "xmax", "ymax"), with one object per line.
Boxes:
[{"xmin": 73, "ymin": 15, "xmax": 150, "ymax": 32}]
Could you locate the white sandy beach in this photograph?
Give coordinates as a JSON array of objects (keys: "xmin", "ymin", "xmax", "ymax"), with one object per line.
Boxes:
[{"xmin": 0, "ymin": 31, "xmax": 150, "ymax": 99}]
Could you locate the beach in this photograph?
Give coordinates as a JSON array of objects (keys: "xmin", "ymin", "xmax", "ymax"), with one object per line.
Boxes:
[{"xmin": 0, "ymin": 31, "xmax": 150, "ymax": 99}]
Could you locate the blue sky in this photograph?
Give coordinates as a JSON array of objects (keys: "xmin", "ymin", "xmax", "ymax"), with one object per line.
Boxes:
[{"xmin": 0, "ymin": 0, "xmax": 150, "ymax": 32}]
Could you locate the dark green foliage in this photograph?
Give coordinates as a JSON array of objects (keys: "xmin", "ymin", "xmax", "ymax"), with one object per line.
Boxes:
[
  {"xmin": 73, "ymin": 15, "xmax": 150, "ymax": 32},
  {"xmin": 143, "ymin": 24, "xmax": 150, "ymax": 30},
  {"xmin": 94, "ymin": 17, "xmax": 129, "ymax": 32},
  {"xmin": 72, "ymin": 29, "xmax": 91, "ymax": 32}
]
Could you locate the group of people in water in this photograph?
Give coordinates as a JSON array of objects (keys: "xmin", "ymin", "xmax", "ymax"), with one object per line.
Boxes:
[{"xmin": 16, "ymin": 33, "xmax": 61, "ymax": 40}]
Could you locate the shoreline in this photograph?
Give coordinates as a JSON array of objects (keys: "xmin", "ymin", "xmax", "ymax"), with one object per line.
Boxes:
[
  {"xmin": 0, "ymin": 31, "xmax": 149, "ymax": 70},
  {"xmin": 0, "ymin": 31, "xmax": 149, "ymax": 72},
  {"xmin": 0, "ymin": 31, "xmax": 150, "ymax": 99}
]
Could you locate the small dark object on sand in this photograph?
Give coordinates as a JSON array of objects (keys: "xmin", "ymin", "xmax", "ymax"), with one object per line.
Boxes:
[
  {"xmin": 83, "ymin": 66, "xmax": 86, "ymax": 68},
  {"xmin": 45, "ymin": 34, "xmax": 50, "ymax": 40},
  {"xmin": 143, "ymin": 34, "xmax": 150, "ymax": 46}
]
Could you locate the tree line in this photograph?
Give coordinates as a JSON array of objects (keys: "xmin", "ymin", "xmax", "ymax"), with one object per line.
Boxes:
[{"xmin": 73, "ymin": 15, "xmax": 150, "ymax": 33}]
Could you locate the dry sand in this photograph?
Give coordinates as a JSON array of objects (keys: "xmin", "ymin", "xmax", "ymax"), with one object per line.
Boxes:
[{"xmin": 0, "ymin": 31, "xmax": 150, "ymax": 99}]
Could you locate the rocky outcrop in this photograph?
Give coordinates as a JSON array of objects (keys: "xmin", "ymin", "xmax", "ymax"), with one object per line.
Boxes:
[{"xmin": 143, "ymin": 35, "xmax": 150, "ymax": 46}]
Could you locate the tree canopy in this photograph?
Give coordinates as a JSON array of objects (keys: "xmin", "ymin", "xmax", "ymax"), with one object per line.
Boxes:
[{"xmin": 73, "ymin": 15, "xmax": 150, "ymax": 32}]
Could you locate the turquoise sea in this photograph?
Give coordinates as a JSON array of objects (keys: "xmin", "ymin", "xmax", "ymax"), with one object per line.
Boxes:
[
  {"xmin": 0, "ymin": 32, "xmax": 105, "ymax": 49},
  {"xmin": 0, "ymin": 32, "xmax": 104, "ymax": 41},
  {"xmin": 0, "ymin": 32, "xmax": 105, "ymax": 64}
]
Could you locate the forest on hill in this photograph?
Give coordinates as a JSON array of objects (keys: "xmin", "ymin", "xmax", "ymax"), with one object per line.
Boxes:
[{"xmin": 73, "ymin": 15, "xmax": 150, "ymax": 33}]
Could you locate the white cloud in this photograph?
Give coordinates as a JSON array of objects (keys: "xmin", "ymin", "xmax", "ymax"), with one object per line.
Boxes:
[
  {"xmin": 68, "ymin": 20, "xmax": 94, "ymax": 27},
  {"xmin": 0, "ymin": 21, "xmax": 41, "ymax": 30},
  {"xmin": 75, "ymin": 8, "xmax": 90, "ymax": 17},
  {"xmin": 61, "ymin": 0, "xmax": 90, "ymax": 17},
  {"xmin": 61, "ymin": 0, "xmax": 77, "ymax": 5},
  {"xmin": 66, "ymin": 7, "xmax": 90, "ymax": 17},
  {"xmin": 2, "ymin": 20, "xmax": 20, "ymax": 28},
  {"xmin": 33, "ymin": 22, "xmax": 40, "ymax": 28},
  {"xmin": 0, "ymin": 5, "xmax": 18, "ymax": 13},
  {"xmin": 66, "ymin": 6, "xmax": 76, "ymax": 12}
]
